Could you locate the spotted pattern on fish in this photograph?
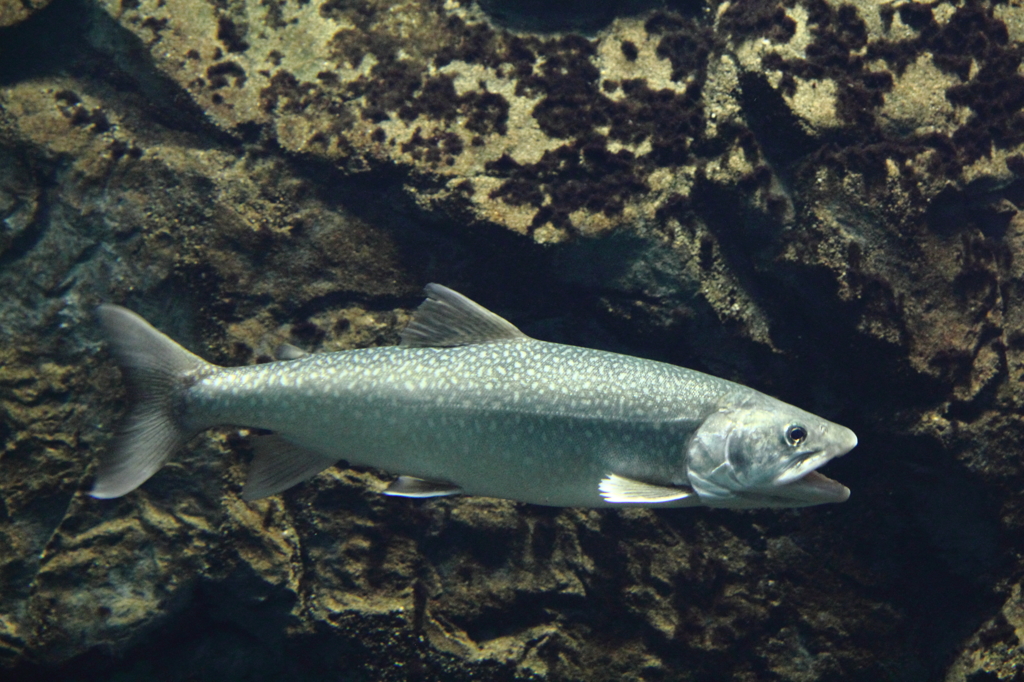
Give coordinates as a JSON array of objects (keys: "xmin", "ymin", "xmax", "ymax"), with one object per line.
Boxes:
[{"xmin": 90, "ymin": 284, "xmax": 857, "ymax": 508}]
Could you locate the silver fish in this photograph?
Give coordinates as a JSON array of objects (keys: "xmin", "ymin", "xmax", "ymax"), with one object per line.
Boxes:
[{"xmin": 91, "ymin": 284, "xmax": 856, "ymax": 508}]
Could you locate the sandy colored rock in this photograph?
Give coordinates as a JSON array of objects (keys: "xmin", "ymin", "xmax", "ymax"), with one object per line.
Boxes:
[
  {"xmin": 0, "ymin": 0, "xmax": 51, "ymax": 27},
  {"xmin": 878, "ymin": 53, "xmax": 967, "ymax": 136}
]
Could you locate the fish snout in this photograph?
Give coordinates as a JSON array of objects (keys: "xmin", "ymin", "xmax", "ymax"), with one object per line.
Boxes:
[{"xmin": 833, "ymin": 425, "xmax": 858, "ymax": 458}]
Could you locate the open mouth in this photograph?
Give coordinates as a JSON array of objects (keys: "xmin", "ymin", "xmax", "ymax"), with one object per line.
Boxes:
[
  {"xmin": 774, "ymin": 428, "xmax": 857, "ymax": 505},
  {"xmin": 739, "ymin": 467, "xmax": 849, "ymax": 508},
  {"xmin": 774, "ymin": 451, "xmax": 850, "ymax": 502},
  {"xmin": 774, "ymin": 451, "xmax": 837, "ymax": 485},
  {"xmin": 782, "ymin": 469, "xmax": 850, "ymax": 504}
]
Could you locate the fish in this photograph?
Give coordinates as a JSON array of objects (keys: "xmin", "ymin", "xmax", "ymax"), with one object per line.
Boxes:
[{"xmin": 90, "ymin": 284, "xmax": 857, "ymax": 508}]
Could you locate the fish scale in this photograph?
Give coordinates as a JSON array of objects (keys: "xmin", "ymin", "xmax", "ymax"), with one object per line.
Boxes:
[
  {"xmin": 90, "ymin": 284, "xmax": 857, "ymax": 509},
  {"xmin": 186, "ymin": 341, "xmax": 724, "ymax": 506}
]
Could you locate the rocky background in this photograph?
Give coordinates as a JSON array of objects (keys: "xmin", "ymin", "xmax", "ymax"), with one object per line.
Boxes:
[{"xmin": 2, "ymin": 0, "xmax": 1024, "ymax": 680}]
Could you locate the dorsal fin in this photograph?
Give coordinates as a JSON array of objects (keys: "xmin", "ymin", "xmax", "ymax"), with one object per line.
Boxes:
[{"xmin": 400, "ymin": 283, "xmax": 529, "ymax": 348}]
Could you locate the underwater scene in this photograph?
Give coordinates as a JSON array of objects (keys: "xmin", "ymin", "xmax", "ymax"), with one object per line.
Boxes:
[{"xmin": 2, "ymin": 0, "xmax": 1024, "ymax": 680}]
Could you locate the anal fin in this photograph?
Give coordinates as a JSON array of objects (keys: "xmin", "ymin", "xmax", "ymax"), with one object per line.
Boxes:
[
  {"xmin": 599, "ymin": 474, "xmax": 696, "ymax": 504},
  {"xmin": 244, "ymin": 434, "xmax": 338, "ymax": 500},
  {"xmin": 383, "ymin": 476, "xmax": 462, "ymax": 498}
]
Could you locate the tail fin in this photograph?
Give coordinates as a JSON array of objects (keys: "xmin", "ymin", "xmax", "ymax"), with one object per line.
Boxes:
[{"xmin": 91, "ymin": 305, "xmax": 215, "ymax": 499}]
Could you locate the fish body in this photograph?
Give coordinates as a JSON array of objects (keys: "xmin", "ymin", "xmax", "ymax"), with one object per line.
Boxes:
[{"xmin": 91, "ymin": 285, "xmax": 857, "ymax": 508}]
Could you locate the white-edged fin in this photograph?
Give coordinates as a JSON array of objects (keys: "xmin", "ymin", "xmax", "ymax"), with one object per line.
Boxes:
[
  {"xmin": 400, "ymin": 283, "xmax": 529, "ymax": 347},
  {"xmin": 274, "ymin": 343, "xmax": 309, "ymax": 360},
  {"xmin": 383, "ymin": 476, "xmax": 462, "ymax": 498},
  {"xmin": 243, "ymin": 434, "xmax": 338, "ymax": 500},
  {"xmin": 91, "ymin": 305, "xmax": 216, "ymax": 499},
  {"xmin": 599, "ymin": 474, "xmax": 696, "ymax": 504}
]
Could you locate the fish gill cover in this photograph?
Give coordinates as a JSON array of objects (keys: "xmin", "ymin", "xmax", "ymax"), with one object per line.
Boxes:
[{"xmin": 0, "ymin": 0, "xmax": 1023, "ymax": 680}]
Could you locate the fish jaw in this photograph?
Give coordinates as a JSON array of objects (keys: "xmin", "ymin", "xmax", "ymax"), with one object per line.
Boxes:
[
  {"xmin": 768, "ymin": 469, "xmax": 850, "ymax": 506},
  {"xmin": 698, "ymin": 464, "xmax": 851, "ymax": 509},
  {"xmin": 773, "ymin": 426, "xmax": 856, "ymax": 486},
  {"xmin": 760, "ymin": 425, "xmax": 857, "ymax": 506}
]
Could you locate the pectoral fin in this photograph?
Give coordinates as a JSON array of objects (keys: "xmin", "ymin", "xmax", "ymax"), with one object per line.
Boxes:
[
  {"xmin": 598, "ymin": 474, "xmax": 696, "ymax": 504},
  {"xmin": 243, "ymin": 434, "xmax": 338, "ymax": 500},
  {"xmin": 383, "ymin": 476, "xmax": 462, "ymax": 498}
]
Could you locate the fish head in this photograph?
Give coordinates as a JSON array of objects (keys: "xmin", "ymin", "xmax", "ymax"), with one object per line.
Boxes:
[{"xmin": 685, "ymin": 398, "xmax": 857, "ymax": 508}]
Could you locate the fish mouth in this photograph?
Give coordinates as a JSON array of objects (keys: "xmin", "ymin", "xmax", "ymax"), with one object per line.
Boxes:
[
  {"xmin": 774, "ymin": 450, "xmax": 839, "ymax": 485},
  {"xmin": 771, "ymin": 427, "xmax": 857, "ymax": 505},
  {"xmin": 775, "ymin": 469, "xmax": 850, "ymax": 505}
]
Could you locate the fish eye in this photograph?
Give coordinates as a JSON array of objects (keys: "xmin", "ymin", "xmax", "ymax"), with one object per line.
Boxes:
[{"xmin": 785, "ymin": 425, "xmax": 807, "ymax": 446}]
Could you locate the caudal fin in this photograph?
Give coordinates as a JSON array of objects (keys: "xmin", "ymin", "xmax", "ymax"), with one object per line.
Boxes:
[{"xmin": 91, "ymin": 305, "xmax": 215, "ymax": 499}]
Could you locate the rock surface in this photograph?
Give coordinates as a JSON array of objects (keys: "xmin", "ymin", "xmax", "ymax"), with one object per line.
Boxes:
[
  {"xmin": 0, "ymin": 0, "xmax": 52, "ymax": 27},
  {"xmin": 2, "ymin": 0, "xmax": 1024, "ymax": 680}
]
